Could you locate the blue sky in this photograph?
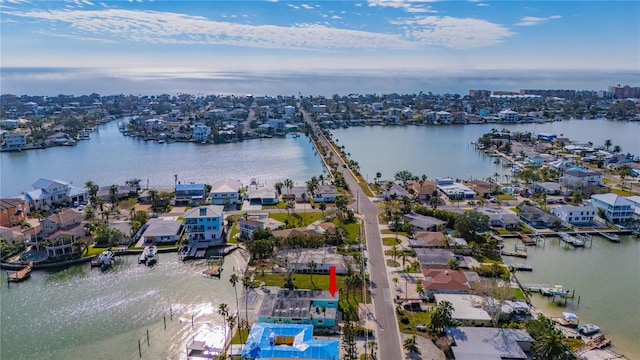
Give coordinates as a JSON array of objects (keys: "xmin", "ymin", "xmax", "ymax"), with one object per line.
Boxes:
[{"xmin": 1, "ymin": 1, "xmax": 638, "ymax": 95}]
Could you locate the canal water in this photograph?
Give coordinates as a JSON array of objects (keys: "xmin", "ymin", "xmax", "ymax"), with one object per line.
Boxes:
[
  {"xmin": 0, "ymin": 120, "xmax": 326, "ymax": 197},
  {"xmin": 502, "ymin": 235, "xmax": 640, "ymax": 358},
  {"xmin": 1, "ymin": 253, "xmax": 245, "ymax": 360},
  {"xmin": 330, "ymin": 120, "xmax": 640, "ymax": 182}
]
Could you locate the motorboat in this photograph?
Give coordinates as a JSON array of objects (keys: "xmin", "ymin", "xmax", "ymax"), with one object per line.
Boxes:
[
  {"xmin": 139, "ymin": 245, "xmax": 158, "ymax": 266},
  {"xmin": 578, "ymin": 324, "xmax": 600, "ymax": 336}
]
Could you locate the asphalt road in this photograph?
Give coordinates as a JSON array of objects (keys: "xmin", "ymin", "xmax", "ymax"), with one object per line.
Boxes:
[{"xmin": 301, "ymin": 108, "xmax": 404, "ymax": 359}]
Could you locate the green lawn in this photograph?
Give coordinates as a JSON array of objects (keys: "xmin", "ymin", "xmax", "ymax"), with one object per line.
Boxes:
[
  {"xmin": 270, "ymin": 211, "xmax": 323, "ymax": 225},
  {"xmin": 511, "ymin": 287, "xmax": 526, "ymax": 300},
  {"xmin": 397, "ymin": 308, "xmax": 432, "ymax": 335},
  {"xmin": 337, "ymin": 220, "xmax": 361, "ymax": 243},
  {"xmin": 384, "ymin": 249, "xmax": 416, "ymax": 257},
  {"xmin": 497, "ymin": 194, "xmax": 516, "ymax": 201},
  {"xmin": 382, "ymin": 237, "xmax": 401, "ymax": 246},
  {"xmin": 84, "ymin": 246, "xmax": 103, "ymax": 257},
  {"xmin": 611, "ymin": 188, "xmax": 636, "ymax": 196},
  {"xmin": 230, "ymin": 329, "xmax": 250, "ymax": 345},
  {"xmin": 386, "ymin": 259, "xmax": 400, "ymax": 267}
]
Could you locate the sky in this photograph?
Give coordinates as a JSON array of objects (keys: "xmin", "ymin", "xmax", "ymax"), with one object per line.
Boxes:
[{"xmin": 1, "ymin": 0, "xmax": 639, "ymax": 95}]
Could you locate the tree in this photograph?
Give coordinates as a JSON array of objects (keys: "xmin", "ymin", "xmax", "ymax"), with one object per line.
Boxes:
[
  {"xmin": 307, "ymin": 260, "xmax": 317, "ymax": 287},
  {"xmin": 618, "ymin": 165, "xmax": 631, "ymax": 191},
  {"xmin": 455, "ymin": 210, "xmax": 489, "ymax": 242},
  {"xmin": 534, "ymin": 329, "xmax": 568, "ymax": 360},
  {"xmin": 341, "ymin": 320, "xmax": 358, "ymax": 360},
  {"xmin": 604, "ymin": 139, "xmax": 612, "ymax": 151},
  {"xmin": 428, "ymin": 300, "xmax": 455, "ymax": 336},
  {"xmin": 335, "ymin": 195, "xmax": 348, "ymax": 222},
  {"xmin": 218, "ymin": 303, "xmax": 229, "ymax": 343},
  {"xmin": 394, "ymin": 170, "xmax": 416, "ymax": 188},
  {"xmin": 429, "ymin": 189, "xmax": 440, "ymax": 209},
  {"xmin": 149, "ymin": 189, "xmax": 159, "ymax": 213},
  {"xmin": 517, "ymin": 168, "xmax": 540, "ymax": 185},
  {"xmin": 319, "ymin": 202, "xmax": 327, "ymax": 216},
  {"xmin": 470, "ymin": 278, "xmax": 513, "ymax": 325},
  {"xmin": 274, "ymin": 182, "xmax": 283, "ymax": 195},
  {"xmin": 403, "ymin": 335, "xmax": 420, "ymax": 355},
  {"xmin": 229, "ymin": 273, "xmax": 240, "ymax": 320},
  {"xmin": 612, "ymin": 145, "xmax": 622, "ymax": 154}
]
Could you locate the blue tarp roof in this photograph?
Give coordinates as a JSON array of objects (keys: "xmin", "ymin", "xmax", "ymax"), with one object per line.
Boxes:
[{"xmin": 241, "ymin": 323, "xmax": 338, "ymax": 360}]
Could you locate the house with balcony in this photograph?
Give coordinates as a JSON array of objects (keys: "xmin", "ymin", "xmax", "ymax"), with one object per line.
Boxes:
[
  {"xmin": 551, "ymin": 205, "xmax": 597, "ymax": 226},
  {"xmin": 498, "ymin": 109, "xmax": 519, "ymax": 123},
  {"xmin": 38, "ymin": 209, "xmax": 84, "ymax": 258},
  {"xmin": 476, "ymin": 207, "xmax": 519, "ymax": 229},
  {"xmin": 174, "ymin": 183, "xmax": 207, "ymax": 206},
  {"xmin": 20, "ymin": 178, "xmax": 88, "ymax": 210},
  {"xmin": 209, "ymin": 178, "xmax": 241, "ymax": 205},
  {"xmin": 590, "ymin": 193, "xmax": 635, "ymax": 224},
  {"xmin": 0, "ymin": 198, "xmax": 30, "ymax": 227},
  {"xmin": 183, "ymin": 205, "xmax": 225, "ymax": 257},
  {"xmin": 1, "ymin": 131, "xmax": 27, "ymax": 151},
  {"xmin": 257, "ymin": 289, "xmax": 339, "ymax": 329},
  {"xmin": 518, "ymin": 205, "xmax": 561, "ymax": 229}
]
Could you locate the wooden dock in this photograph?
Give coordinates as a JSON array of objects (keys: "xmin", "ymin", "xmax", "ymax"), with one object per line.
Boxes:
[
  {"xmin": 501, "ymin": 250, "xmax": 527, "ymax": 258},
  {"xmin": 7, "ymin": 262, "xmax": 33, "ymax": 283},
  {"xmin": 597, "ymin": 231, "xmax": 620, "ymax": 243},
  {"xmin": 202, "ymin": 256, "xmax": 223, "ymax": 278},
  {"xmin": 518, "ymin": 232, "xmax": 536, "ymax": 245}
]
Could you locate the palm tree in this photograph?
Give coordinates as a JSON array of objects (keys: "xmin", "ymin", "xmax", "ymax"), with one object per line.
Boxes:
[
  {"xmin": 403, "ymin": 335, "xmax": 420, "ymax": 355},
  {"xmin": 241, "ymin": 275, "xmax": 253, "ymax": 326},
  {"xmin": 612, "ymin": 144, "xmax": 622, "ymax": 154},
  {"xmin": 319, "ymin": 202, "xmax": 327, "ymax": 216},
  {"xmin": 229, "ymin": 273, "xmax": 240, "ymax": 320},
  {"xmin": 274, "ymin": 182, "xmax": 283, "ymax": 196},
  {"xmin": 368, "ymin": 340, "xmax": 378, "ymax": 360},
  {"xmin": 534, "ymin": 329, "xmax": 568, "ymax": 360},
  {"xmin": 226, "ymin": 314, "xmax": 237, "ymax": 346},
  {"xmin": 307, "ymin": 260, "xmax": 317, "ymax": 288},
  {"xmin": 149, "ymin": 189, "xmax": 158, "ymax": 213},
  {"xmin": 604, "ymin": 139, "xmax": 612, "ymax": 151}
]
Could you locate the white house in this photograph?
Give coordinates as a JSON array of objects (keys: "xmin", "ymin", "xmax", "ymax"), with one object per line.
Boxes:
[
  {"xmin": 21, "ymin": 178, "xmax": 88, "ymax": 210},
  {"xmin": 141, "ymin": 218, "xmax": 183, "ymax": 244},
  {"xmin": 1, "ymin": 131, "xmax": 27, "ymax": 150},
  {"xmin": 434, "ymin": 294, "xmax": 493, "ymax": 327},
  {"xmin": 590, "ymin": 193, "xmax": 635, "ymax": 224},
  {"xmin": 561, "ymin": 167, "xmax": 603, "ymax": 188},
  {"xmin": 436, "ymin": 111, "xmax": 452, "ymax": 124},
  {"xmin": 209, "ymin": 178, "xmax": 242, "ymax": 205},
  {"xmin": 498, "ymin": 109, "xmax": 519, "ymax": 123},
  {"xmin": 551, "ymin": 205, "xmax": 597, "ymax": 226}
]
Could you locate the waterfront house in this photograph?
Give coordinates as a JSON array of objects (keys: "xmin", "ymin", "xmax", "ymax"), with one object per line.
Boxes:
[
  {"xmin": 551, "ymin": 204, "xmax": 597, "ymax": 226},
  {"xmin": 21, "ymin": 178, "xmax": 88, "ymax": 210},
  {"xmin": 174, "ymin": 183, "xmax": 207, "ymax": 206},
  {"xmin": 476, "ymin": 207, "xmax": 519, "ymax": 229},
  {"xmin": 246, "ymin": 187, "xmax": 278, "ymax": 205},
  {"xmin": 435, "ymin": 294, "xmax": 493, "ymax": 327},
  {"xmin": 498, "ymin": 109, "xmax": 519, "ymax": 123},
  {"xmin": 0, "ymin": 198, "xmax": 30, "ymax": 227},
  {"xmin": 140, "ymin": 218, "xmax": 183, "ymax": 244},
  {"xmin": 590, "ymin": 193, "xmax": 635, "ymax": 224},
  {"xmin": 435, "ymin": 178, "xmax": 475, "ymax": 200},
  {"xmin": 183, "ymin": 205, "xmax": 225, "ymax": 246},
  {"xmin": 312, "ymin": 185, "xmax": 338, "ymax": 203},
  {"xmin": 561, "ymin": 167, "xmax": 604, "ymax": 188},
  {"xmin": 533, "ymin": 182, "xmax": 566, "ymax": 195},
  {"xmin": 257, "ymin": 289, "xmax": 339, "ymax": 329},
  {"xmin": 0, "ymin": 131, "xmax": 27, "ymax": 151},
  {"xmin": 209, "ymin": 178, "xmax": 242, "ymax": 205},
  {"xmin": 39, "ymin": 209, "xmax": 84, "ymax": 258},
  {"xmin": 467, "ymin": 180, "xmax": 495, "ymax": 199},
  {"xmin": 96, "ymin": 185, "xmax": 138, "ymax": 201},
  {"xmin": 241, "ymin": 323, "xmax": 338, "ymax": 360},
  {"xmin": 238, "ymin": 215, "xmax": 283, "ymax": 241},
  {"xmin": 524, "ymin": 151, "xmax": 547, "ymax": 167},
  {"xmin": 518, "ymin": 205, "xmax": 561, "ymax": 228},
  {"xmin": 192, "ymin": 123, "xmax": 211, "ymax": 142},
  {"xmin": 446, "ymin": 327, "xmax": 533, "ymax": 360}
]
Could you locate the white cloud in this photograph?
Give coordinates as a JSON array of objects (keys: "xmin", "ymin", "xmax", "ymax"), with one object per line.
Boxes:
[
  {"xmin": 367, "ymin": 0, "xmax": 438, "ymax": 14},
  {"xmin": 6, "ymin": 8, "xmax": 417, "ymax": 50},
  {"xmin": 301, "ymin": 4, "xmax": 314, "ymax": 10},
  {"xmin": 515, "ymin": 15, "xmax": 561, "ymax": 26},
  {"xmin": 331, "ymin": 15, "xmax": 342, "ymax": 19},
  {"xmin": 477, "ymin": 3, "xmax": 490, "ymax": 7},
  {"xmin": 288, "ymin": 4, "xmax": 300, "ymax": 10},
  {"xmin": 394, "ymin": 15, "xmax": 514, "ymax": 48}
]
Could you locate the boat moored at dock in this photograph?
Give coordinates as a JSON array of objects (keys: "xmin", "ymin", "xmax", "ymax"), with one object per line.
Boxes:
[
  {"xmin": 578, "ymin": 323, "xmax": 601, "ymax": 336},
  {"xmin": 139, "ymin": 245, "xmax": 158, "ymax": 266}
]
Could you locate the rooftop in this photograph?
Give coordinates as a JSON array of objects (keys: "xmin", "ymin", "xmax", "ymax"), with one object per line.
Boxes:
[
  {"xmin": 446, "ymin": 326, "xmax": 533, "ymax": 360},
  {"xmin": 241, "ymin": 323, "xmax": 338, "ymax": 360}
]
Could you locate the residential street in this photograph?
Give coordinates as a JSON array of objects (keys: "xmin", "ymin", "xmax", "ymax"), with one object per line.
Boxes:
[{"xmin": 301, "ymin": 107, "xmax": 405, "ymax": 360}]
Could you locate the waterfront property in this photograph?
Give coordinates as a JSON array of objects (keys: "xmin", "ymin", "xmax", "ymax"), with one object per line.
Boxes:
[
  {"xmin": 476, "ymin": 207, "xmax": 519, "ymax": 229},
  {"xmin": 209, "ymin": 178, "xmax": 242, "ymax": 205},
  {"xmin": 420, "ymin": 269, "xmax": 479, "ymax": 298},
  {"xmin": 276, "ymin": 246, "xmax": 352, "ymax": 275},
  {"xmin": 183, "ymin": 205, "xmax": 225, "ymax": 257},
  {"xmin": 590, "ymin": 193, "xmax": 635, "ymax": 224},
  {"xmin": 257, "ymin": 289, "xmax": 339, "ymax": 328},
  {"xmin": 174, "ymin": 183, "xmax": 207, "ymax": 206},
  {"xmin": 415, "ymin": 248, "xmax": 457, "ymax": 269},
  {"xmin": 241, "ymin": 323, "xmax": 339, "ymax": 360},
  {"xmin": 19, "ymin": 178, "xmax": 88, "ymax": 211},
  {"xmin": 140, "ymin": 218, "xmax": 183, "ymax": 244},
  {"xmin": 435, "ymin": 178, "xmax": 475, "ymax": 200},
  {"xmin": 561, "ymin": 167, "xmax": 604, "ymax": 188},
  {"xmin": 402, "ymin": 213, "xmax": 447, "ymax": 232},
  {"xmin": 551, "ymin": 204, "xmax": 597, "ymax": 226},
  {"xmin": 446, "ymin": 327, "xmax": 533, "ymax": 360},
  {"xmin": 34, "ymin": 209, "xmax": 84, "ymax": 258},
  {"xmin": 518, "ymin": 205, "xmax": 562, "ymax": 229}
]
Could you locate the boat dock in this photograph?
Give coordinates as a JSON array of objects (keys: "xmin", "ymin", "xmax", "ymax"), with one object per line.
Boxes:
[
  {"xmin": 7, "ymin": 262, "xmax": 33, "ymax": 283},
  {"xmin": 502, "ymin": 243, "xmax": 528, "ymax": 258},
  {"xmin": 518, "ymin": 232, "xmax": 537, "ymax": 245},
  {"xmin": 511, "ymin": 263, "xmax": 533, "ymax": 271},
  {"xmin": 597, "ymin": 231, "xmax": 620, "ymax": 243},
  {"xmin": 202, "ymin": 256, "xmax": 223, "ymax": 278},
  {"xmin": 186, "ymin": 340, "xmax": 223, "ymax": 359}
]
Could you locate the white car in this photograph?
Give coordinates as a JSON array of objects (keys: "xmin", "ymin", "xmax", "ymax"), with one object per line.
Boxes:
[{"xmin": 77, "ymin": 205, "xmax": 85, "ymax": 211}]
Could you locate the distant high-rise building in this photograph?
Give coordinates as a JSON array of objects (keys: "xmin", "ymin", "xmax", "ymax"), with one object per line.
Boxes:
[
  {"xmin": 469, "ymin": 90, "xmax": 491, "ymax": 98},
  {"xmin": 608, "ymin": 84, "xmax": 640, "ymax": 99}
]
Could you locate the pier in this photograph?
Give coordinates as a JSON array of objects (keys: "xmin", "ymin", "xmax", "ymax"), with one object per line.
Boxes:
[
  {"xmin": 501, "ymin": 243, "xmax": 528, "ymax": 258},
  {"xmin": 597, "ymin": 231, "xmax": 620, "ymax": 243},
  {"xmin": 202, "ymin": 256, "xmax": 224, "ymax": 278},
  {"xmin": 7, "ymin": 262, "xmax": 33, "ymax": 283}
]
